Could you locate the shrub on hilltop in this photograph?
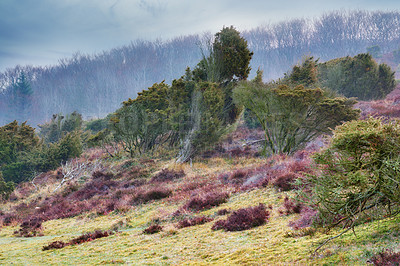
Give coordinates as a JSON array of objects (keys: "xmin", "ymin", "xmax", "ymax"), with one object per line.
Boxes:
[{"xmin": 318, "ymin": 53, "xmax": 395, "ymax": 100}]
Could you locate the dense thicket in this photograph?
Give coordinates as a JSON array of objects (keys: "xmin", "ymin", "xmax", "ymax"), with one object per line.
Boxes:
[{"xmin": 1, "ymin": 10, "xmax": 400, "ymax": 126}]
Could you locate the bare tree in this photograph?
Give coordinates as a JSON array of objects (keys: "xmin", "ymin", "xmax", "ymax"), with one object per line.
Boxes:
[{"xmin": 53, "ymin": 159, "xmax": 102, "ymax": 193}]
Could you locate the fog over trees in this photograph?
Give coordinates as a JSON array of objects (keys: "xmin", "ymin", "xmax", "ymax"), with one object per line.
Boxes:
[{"xmin": 1, "ymin": 10, "xmax": 400, "ymax": 126}]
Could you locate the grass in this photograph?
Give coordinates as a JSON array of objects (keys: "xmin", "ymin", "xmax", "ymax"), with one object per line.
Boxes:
[{"xmin": 1, "ymin": 154, "xmax": 400, "ymax": 264}]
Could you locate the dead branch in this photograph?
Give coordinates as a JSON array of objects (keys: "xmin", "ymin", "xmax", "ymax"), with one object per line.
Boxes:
[
  {"xmin": 30, "ymin": 172, "xmax": 41, "ymax": 191},
  {"xmin": 53, "ymin": 159, "xmax": 102, "ymax": 193}
]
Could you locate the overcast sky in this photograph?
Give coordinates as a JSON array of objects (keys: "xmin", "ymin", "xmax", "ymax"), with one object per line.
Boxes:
[{"xmin": 0, "ymin": 0, "xmax": 399, "ymax": 72}]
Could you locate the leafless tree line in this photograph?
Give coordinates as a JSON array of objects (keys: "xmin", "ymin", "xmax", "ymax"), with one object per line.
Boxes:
[{"xmin": 243, "ymin": 10, "xmax": 400, "ymax": 80}]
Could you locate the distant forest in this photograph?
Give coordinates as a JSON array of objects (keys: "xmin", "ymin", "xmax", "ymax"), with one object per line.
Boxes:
[{"xmin": 1, "ymin": 10, "xmax": 400, "ymax": 126}]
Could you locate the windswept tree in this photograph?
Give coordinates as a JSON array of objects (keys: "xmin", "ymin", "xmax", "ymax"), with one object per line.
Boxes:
[{"xmin": 233, "ymin": 73, "xmax": 360, "ymax": 155}]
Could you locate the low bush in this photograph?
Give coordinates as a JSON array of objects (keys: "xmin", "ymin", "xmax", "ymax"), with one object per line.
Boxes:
[
  {"xmin": 143, "ymin": 224, "xmax": 163, "ymax": 234},
  {"xmin": 220, "ymin": 169, "xmax": 251, "ymax": 185},
  {"xmin": 70, "ymin": 230, "xmax": 113, "ymax": 245},
  {"xmin": 273, "ymin": 173, "xmax": 297, "ymax": 191},
  {"xmin": 183, "ymin": 191, "xmax": 229, "ymax": 212},
  {"xmin": 14, "ymin": 217, "xmax": 43, "ymax": 237},
  {"xmin": 211, "ymin": 203, "xmax": 269, "ymax": 231},
  {"xmin": 306, "ymin": 118, "xmax": 400, "ymax": 229},
  {"xmin": 177, "ymin": 216, "xmax": 213, "ymax": 228},
  {"xmin": 370, "ymin": 249, "xmax": 400, "ymax": 265},
  {"xmin": 42, "ymin": 241, "xmax": 67, "ymax": 251},
  {"xmin": 216, "ymin": 209, "xmax": 231, "ymax": 216},
  {"xmin": 151, "ymin": 168, "xmax": 185, "ymax": 182},
  {"xmin": 288, "ymin": 207, "xmax": 318, "ymax": 230},
  {"xmin": 42, "ymin": 230, "xmax": 113, "ymax": 251},
  {"xmin": 133, "ymin": 187, "xmax": 172, "ymax": 204},
  {"xmin": 279, "ymin": 197, "xmax": 302, "ymax": 216}
]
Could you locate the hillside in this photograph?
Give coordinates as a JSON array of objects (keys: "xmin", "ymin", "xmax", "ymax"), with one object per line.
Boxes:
[
  {"xmin": 2, "ymin": 19, "xmax": 400, "ymax": 265},
  {"xmin": 1, "ymin": 111, "xmax": 400, "ymax": 264}
]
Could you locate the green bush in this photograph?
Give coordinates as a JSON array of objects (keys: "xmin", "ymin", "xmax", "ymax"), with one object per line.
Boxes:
[
  {"xmin": 193, "ymin": 26, "xmax": 253, "ymax": 83},
  {"xmin": 0, "ymin": 121, "xmax": 40, "ymax": 183},
  {"xmin": 318, "ymin": 53, "xmax": 395, "ymax": 100},
  {"xmin": 111, "ymin": 100, "xmax": 168, "ymax": 157},
  {"xmin": 0, "ymin": 121, "xmax": 82, "ymax": 183},
  {"xmin": 51, "ymin": 132, "xmax": 83, "ymax": 163},
  {"xmin": 286, "ymin": 56, "xmax": 319, "ymax": 86},
  {"xmin": 111, "ymin": 27, "xmax": 250, "ymax": 160},
  {"xmin": 0, "ymin": 121, "xmax": 39, "ymax": 158},
  {"xmin": 0, "ymin": 172, "xmax": 14, "ymax": 200},
  {"xmin": 306, "ymin": 117, "xmax": 400, "ymax": 228},
  {"xmin": 85, "ymin": 117, "xmax": 109, "ymax": 133}
]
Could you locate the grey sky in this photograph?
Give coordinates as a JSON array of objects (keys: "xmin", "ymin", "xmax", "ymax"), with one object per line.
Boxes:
[{"xmin": 0, "ymin": 0, "xmax": 399, "ymax": 71}]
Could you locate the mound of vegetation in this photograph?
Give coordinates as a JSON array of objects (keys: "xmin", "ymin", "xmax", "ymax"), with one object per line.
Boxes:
[
  {"xmin": 13, "ymin": 217, "xmax": 43, "ymax": 237},
  {"xmin": 177, "ymin": 216, "xmax": 213, "ymax": 229},
  {"xmin": 183, "ymin": 191, "xmax": 230, "ymax": 212},
  {"xmin": 42, "ymin": 230, "xmax": 114, "ymax": 251},
  {"xmin": 0, "ymin": 118, "xmax": 82, "ymax": 184},
  {"xmin": 143, "ymin": 224, "xmax": 163, "ymax": 235},
  {"xmin": 212, "ymin": 203, "xmax": 269, "ymax": 231}
]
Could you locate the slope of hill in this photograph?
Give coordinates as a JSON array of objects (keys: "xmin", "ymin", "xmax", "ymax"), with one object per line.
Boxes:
[{"xmin": 0, "ymin": 123, "xmax": 399, "ymax": 264}]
